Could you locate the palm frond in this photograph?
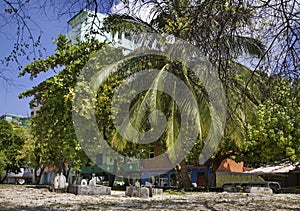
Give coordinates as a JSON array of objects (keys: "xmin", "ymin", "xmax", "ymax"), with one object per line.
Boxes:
[
  {"xmin": 102, "ymin": 14, "xmax": 157, "ymax": 36},
  {"xmin": 220, "ymin": 35, "xmax": 266, "ymax": 58},
  {"xmin": 165, "ymin": 89, "xmax": 181, "ymax": 164}
]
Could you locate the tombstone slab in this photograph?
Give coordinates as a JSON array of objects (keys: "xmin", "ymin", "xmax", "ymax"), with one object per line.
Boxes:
[
  {"xmin": 68, "ymin": 184, "xmax": 111, "ymax": 195},
  {"xmin": 140, "ymin": 187, "xmax": 150, "ymax": 198},
  {"xmin": 249, "ymin": 187, "xmax": 273, "ymax": 194},
  {"xmin": 152, "ymin": 188, "xmax": 163, "ymax": 195},
  {"xmin": 145, "ymin": 182, "xmax": 153, "ymax": 197}
]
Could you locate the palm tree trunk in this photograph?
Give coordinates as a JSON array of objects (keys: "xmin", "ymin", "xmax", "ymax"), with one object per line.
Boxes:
[
  {"xmin": 178, "ymin": 159, "xmax": 192, "ymax": 189},
  {"xmin": 0, "ymin": 173, "xmax": 8, "ymax": 184},
  {"xmin": 204, "ymin": 162, "xmax": 210, "ymax": 190}
]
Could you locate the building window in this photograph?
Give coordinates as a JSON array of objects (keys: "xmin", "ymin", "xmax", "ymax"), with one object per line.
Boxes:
[
  {"xmin": 125, "ymin": 32, "xmax": 131, "ymax": 40},
  {"xmin": 149, "ymin": 151, "xmax": 154, "ymax": 158},
  {"xmin": 118, "ymin": 32, "xmax": 122, "ymax": 40}
]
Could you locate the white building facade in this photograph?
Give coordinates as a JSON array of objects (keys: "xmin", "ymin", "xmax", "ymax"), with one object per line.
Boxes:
[{"xmin": 67, "ymin": 10, "xmax": 132, "ymax": 50}]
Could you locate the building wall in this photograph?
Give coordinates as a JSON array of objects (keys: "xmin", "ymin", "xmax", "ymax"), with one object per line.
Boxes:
[
  {"xmin": 67, "ymin": 10, "xmax": 133, "ymax": 51},
  {"xmin": 141, "ymin": 167, "xmax": 210, "ymax": 187},
  {"xmin": 0, "ymin": 113, "xmax": 30, "ymax": 126},
  {"xmin": 30, "ymin": 98, "xmax": 42, "ymax": 117},
  {"xmin": 217, "ymin": 158, "xmax": 244, "ymax": 173},
  {"xmin": 216, "ymin": 172, "xmax": 264, "ymax": 187}
]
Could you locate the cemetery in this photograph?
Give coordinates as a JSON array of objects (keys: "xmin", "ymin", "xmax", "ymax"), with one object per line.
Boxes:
[
  {"xmin": 1, "ymin": 184, "xmax": 300, "ymax": 210},
  {"xmin": 1, "ymin": 0, "xmax": 300, "ymax": 210}
]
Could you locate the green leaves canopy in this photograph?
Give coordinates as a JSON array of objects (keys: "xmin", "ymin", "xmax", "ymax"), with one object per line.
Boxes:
[
  {"xmin": 19, "ymin": 35, "xmax": 107, "ymax": 172},
  {"xmin": 241, "ymin": 79, "xmax": 300, "ymax": 164},
  {"xmin": 0, "ymin": 120, "xmax": 28, "ymax": 176}
]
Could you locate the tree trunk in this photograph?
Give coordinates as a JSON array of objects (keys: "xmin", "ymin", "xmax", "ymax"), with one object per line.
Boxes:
[
  {"xmin": 35, "ymin": 167, "xmax": 45, "ymax": 184},
  {"xmin": 72, "ymin": 170, "xmax": 79, "ymax": 185},
  {"xmin": 108, "ymin": 173, "xmax": 116, "ymax": 188},
  {"xmin": 108, "ymin": 159, "xmax": 117, "ymax": 188},
  {"xmin": 204, "ymin": 162, "xmax": 210, "ymax": 190},
  {"xmin": 178, "ymin": 160, "xmax": 192, "ymax": 189},
  {"xmin": 66, "ymin": 167, "xmax": 71, "ymax": 184},
  {"xmin": 208, "ymin": 169, "xmax": 216, "ymax": 188},
  {"xmin": 0, "ymin": 173, "xmax": 8, "ymax": 184},
  {"xmin": 58, "ymin": 157, "xmax": 65, "ymax": 174},
  {"xmin": 207, "ymin": 151, "xmax": 235, "ymax": 188}
]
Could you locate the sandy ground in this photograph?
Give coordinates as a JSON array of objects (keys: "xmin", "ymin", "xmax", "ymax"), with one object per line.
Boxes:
[{"xmin": 0, "ymin": 185, "xmax": 300, "ymax": 210}]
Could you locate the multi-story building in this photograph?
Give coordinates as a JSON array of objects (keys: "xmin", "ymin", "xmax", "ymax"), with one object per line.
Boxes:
[
  {"xmin": 30, "ymin": 98, "xmax": 42, "ymax": 117},
  {"xmin": 67, "ymin": 9, "xmax": 132, "ymax": 50},
  {"xmin": 0, "ymin": 113, "xmax": 30, "ymax": 126}
]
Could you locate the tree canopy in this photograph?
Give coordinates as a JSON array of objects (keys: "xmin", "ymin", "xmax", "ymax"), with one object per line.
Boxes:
[
  {"xmin": 0, "ymin": 119, "xmax": 29, "ymax": 180},
  {"xmin": 240, "ymin": 78, "xmax": 300, "ymax": 164},
  {"xmin": 1, "ymin": 0, "xmax": 299, "ymax": 82},
  {"xmin": 19, "ymin": 35, "xmax": 108, "ymax": 177}
]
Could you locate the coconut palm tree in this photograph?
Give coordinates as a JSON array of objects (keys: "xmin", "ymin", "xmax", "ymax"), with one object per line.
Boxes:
[{"xmin": 97, "ymin": 0, "xmax": 266, "ymax": 188}]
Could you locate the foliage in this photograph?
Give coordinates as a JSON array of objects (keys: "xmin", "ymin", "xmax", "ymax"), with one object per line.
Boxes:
[
  {"xmin": 102, "ymin": 0, "xmax": 268, "ymax": 188},
  {"xmin": 240, "ymin": 79, "xmax": 300, "ymax": 164},
  {"xmin": 252, "ymin": 0, "xmax": 300, "ymax": 78},
  {"xmin": 103, "ymin": 0, "xmax": 266, "ymax": 71},
  {"xmin": 0, "ymin": 120, "xmax": 28, "ymax": 176},
  {"xmin": 0, "ymin": 151, "xmax": 7, "ymax": 176},
  {"xmin": 1, "ymin": 0, "xmax": 299, "ymax": 86},
  {"xmin": 102, "ymin": 0, "xmax": 267, "ymax": 148},
  {"xmin": 19, "ymin": 35, "xmax": 109, "ymax": 174},
  {"xmin": 10, "ymin": 0, "xmax": 298, "ymax": 189}
]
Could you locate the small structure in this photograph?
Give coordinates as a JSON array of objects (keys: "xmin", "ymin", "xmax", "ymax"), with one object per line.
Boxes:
[
  {"xmin": 125, "ymin": 181, "xmax": 163, "ymax": 198},
  {"xmin": 0, "ymin": 113, "xmax": 30, "ymax": 126},
  {"xmin": 126, "ymin": 181, "xmax": 141, "ymax": 197},
  {"xmin": 52, "ymin": 173, "xmax": 68, "ymax": 192},
  {"xmin": 245, "ymin": 162, "xmax": 300, "ymax": 188},
  {"xmin": 5, "ymin": 168, "xmax": 33, "ymax": 184},
  {"xmin": 68, "ymin": 174, "xmax": 111, "ymax": 195},
  {"xmin": 248, "ymin": 186, "xmax": 273, "ymax": 194}
]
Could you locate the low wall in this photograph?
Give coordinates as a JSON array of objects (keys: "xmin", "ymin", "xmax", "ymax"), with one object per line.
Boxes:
[{"xmin": 216, "ymin": 172, "xmax": 264, "ymax": 187}]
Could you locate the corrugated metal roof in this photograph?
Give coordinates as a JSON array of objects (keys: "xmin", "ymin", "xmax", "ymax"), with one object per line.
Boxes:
[{"xmin": 246, "ymin": 163, "xmax": 298, "ymax": 173}]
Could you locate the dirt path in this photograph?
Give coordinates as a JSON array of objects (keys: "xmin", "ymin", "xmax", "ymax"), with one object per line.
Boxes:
[{"xmin": 0, "ymin": 185, "xmax": 299, "ymax": 210}]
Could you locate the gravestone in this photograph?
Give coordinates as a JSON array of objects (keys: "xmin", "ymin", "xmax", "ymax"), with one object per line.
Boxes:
[
  {"xmin": 140, "ymin": 187, "xmax": 150, "ymax": 198},
  {"xmin": 134, "ymin": 181, "xmax": 141, "ymax": 197},
  {"xmin": 53, "ymin": 173, "xmax": 59, "ymax": 189},
  {"xmin": 58, "ymin": 173, "xmax": 67, "ymax": 189},
  {"xmin": 126, "ymin": 182, "xmax": 141, "ymax": 197},
  {"xmin": 125, "ymin": 181, "xmax": 163, "ymax": 198},
  {"xmin": 89, "ymin": 178, "xmax": 96, "ymax": 186},
  {"xmin": 152, "ymin": 188, "xmax": 163, "ymax": 195},
  {"xmin": 52, "ymin": 172, "xmax": 68, "ymax": 192},
  {"xmin": 80, "ymin": 179, "xmax": 87, "ymax": 186},
  {"xmin": 68, "ymin": 178, "xmax": 111, "ymax": 195},
  {"xmin": 249, "ymin": 187, "xmax": 273, "ymax": 194},
  {"xmin": 126, "ymin": 186, "xmax": 134, "ymax": 197},
  {"xmin": 145, "ymin": 182, "xmax": 153, "ymax": 197}
]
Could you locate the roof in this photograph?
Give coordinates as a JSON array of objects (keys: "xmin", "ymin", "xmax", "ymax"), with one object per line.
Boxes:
[
  {"xmin": 7, "ymin": 168, "xmax": 33, "ymax": 178},
  {"xmin": 245, "ymin": 162, "xmax": 299, "ymax": 174},
  {"xmin": 67, "ymin": 9, "xmax": 88, "ymax": 24},
  {"xmin": 0, "ymin": 113, "xmax": 29, "ymax": 119},
  {"xmin": 0, "ymin": 113, "xmax": 30, "ymax": 126}
]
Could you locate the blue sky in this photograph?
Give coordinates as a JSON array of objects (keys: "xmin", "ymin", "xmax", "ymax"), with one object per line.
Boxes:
[
  {"xmin": 0, "ymin": 12, "xmax": 70, "ymax": 116},
  {"xmin": 0, "ymin": 1, "xmax": 122, "ymax": 116}
]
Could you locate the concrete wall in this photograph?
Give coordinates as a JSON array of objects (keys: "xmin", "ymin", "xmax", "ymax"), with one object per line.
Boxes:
[{"xmin": 216, "ymin": 172, "xmax": 264, "ymax": 187}]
